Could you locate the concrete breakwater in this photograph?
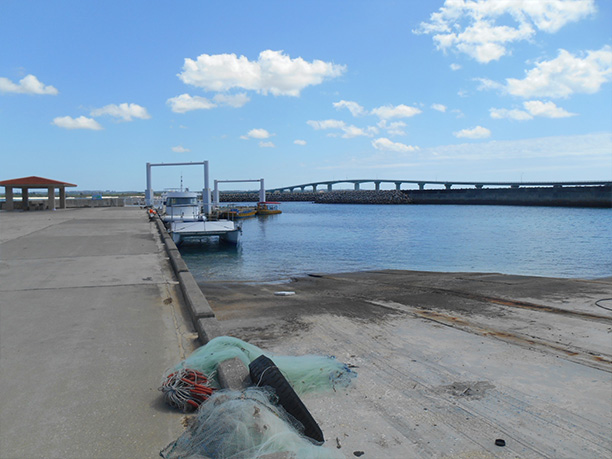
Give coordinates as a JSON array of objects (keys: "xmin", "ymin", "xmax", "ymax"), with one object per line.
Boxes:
[{"xmin": 221, "ymin": 185, "xmax": 611, "ymax": 207}]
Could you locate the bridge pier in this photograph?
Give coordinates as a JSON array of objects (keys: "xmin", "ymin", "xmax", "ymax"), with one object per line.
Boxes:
[
  {"xmin": 445, "ymin": 183, "xmax": 452, "ymax": 190},
  {"xmin": 374, "ymin": 181, "xmax": 381, "ymax": 191},
  {"xmin": 475, "ymin": 184, "xmax": 483, "ymax": 189},
  {"xmin": 418, "ymin": 182, "xmax": 425, "ymax": 190},
  {"xmin": 511, "ymin": 184, "xmax": 520, "ymax": 189},
  {"xmin": 312, "ymin": 184, "xmax": 317, "ymax": 192},
  {"xmin": 395, "ymin": 182, "xmax": 402, "ymax": 190},
  {"xmin": 300, "ymin": 186, "xmax": 306, "ymax": 192},
  {"xmin": 354, "ymin": 182, "xmax": 360, "ymax": 190},
  {"xmin": 327, "ymin": 184, "xmax": 333, "ymax": 191}
]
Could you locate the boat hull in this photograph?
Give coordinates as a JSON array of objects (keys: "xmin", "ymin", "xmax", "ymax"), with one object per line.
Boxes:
[{"xmin": 168, "ymin": 220, "xmax": 241, "ymax": 245}]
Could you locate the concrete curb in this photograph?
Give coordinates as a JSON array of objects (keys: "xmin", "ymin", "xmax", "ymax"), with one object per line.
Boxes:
[{"xmin": 152, "ymin": 212, "xmax": 250, "ymax": 390}]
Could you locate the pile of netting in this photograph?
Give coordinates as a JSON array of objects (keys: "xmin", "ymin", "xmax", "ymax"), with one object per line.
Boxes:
[
  {"xmin": 160, "ymin": 387, "xmax": 344, "ymax": 459},
  {"xmin": 160, "ymin": 369, "xmax": 215, "ymax": 412},
  {"xmin": 165, "ymin": 336, "xmax": 356, "ymax": 396}
]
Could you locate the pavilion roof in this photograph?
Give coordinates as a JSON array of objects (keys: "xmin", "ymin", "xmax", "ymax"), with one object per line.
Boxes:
[{"xmin": 0, "ymin": 176, "xmax": 77, "ymax": 187}]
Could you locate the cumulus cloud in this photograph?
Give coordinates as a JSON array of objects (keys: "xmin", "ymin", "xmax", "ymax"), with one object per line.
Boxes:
[
  {"xmin": 415, "ymin": 0, "xmax": 595, "ymax": 63},
  {"xmin": 523, "ymin": 100, "xmax": 576, "ymax": 118},
  {"xmin": 294, "ymin": 139, "xmax": 307, "ymax": 145},
  {"xmin": 333, "ymin": 100, "xmax": 366, "ymax": 116},
  {"xmin": 167, "ymin": 92, "xmax": 251, "ymax": 112},
  {"xmin": 212, "ymin": 92, "xmax": 250, "ymax": 108},
  {"xmin": 454, "ymin": 126, "xmax": 491, "ymax": 139},
  {"xmin": 241, "ymin": 128, "xmax": 273, "ymax": 140},
  {"xmin": 307, "ymin": 119, "xmax": 376, "ymax": 138},
  {"xmin": 505, "ymin": 46, "xmax": 612, "ymax": 98},
  {"xmin": 490, "ymin": 107, "xmax": 533, "ymax": 121},
  {"xmin": 52, "ymin": 116, "xmax": 103, "ymax": 130},
  {"xmin": 167, "ymin": 94, "xmax": 216, "ymax": 113},
  {"xmin": 377, "ymin": 120, "xmax": 407, "ymax": 136},
  {"xmin": 372, "ymin": 138, "xmax": 418, "ymax": 153},
  {"xmin": 371, "ymin": 104, "xmax": 422, "ymax": 120},
  {"xmin": 178, "ymin": 50, "xmax": 345, "ymax": 96},
  {"xmin": 491, "ymin": 100, "xmax": 576, "ymax": 120},
  {"xmin": 431, "ymin": 103, "xmax": 447, "ymax": 112},
  {"xmin": 90, "ymin": 103, "xmax": 150, "ymax": 121},
  {"xmin": 307, "ymin": 119, "xmax": 347, "ymax": 130},
  {"xmin": 0, "ymin": 74, "xmax": 58, "ymax": 95},
  {"xmin": 172, "ymin": 145, "xmax": 190, "ymax": 153}
]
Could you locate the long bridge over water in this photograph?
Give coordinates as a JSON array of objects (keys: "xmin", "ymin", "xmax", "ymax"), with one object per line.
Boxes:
[{"xmin": 267, "ymin": 179, "xmax": 612, "ymax": 193}]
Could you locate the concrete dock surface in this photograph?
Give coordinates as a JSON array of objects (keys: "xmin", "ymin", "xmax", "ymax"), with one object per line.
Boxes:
[
  {"xmin": 0, "ymin": 208, "xmax": 199, "ymax": 458},
  {"xmin": 1, "ymin": 207, "xmax": 611, "ymax": 458},
  {"xmin": 201, "ymin": 271, "xmax": 612, "ymax": 458}
]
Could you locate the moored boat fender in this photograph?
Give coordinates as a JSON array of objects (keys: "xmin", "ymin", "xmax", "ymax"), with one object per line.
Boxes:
[{"xmin": 249, "ymin": 355, "xmax": 325, "ymax": 444}]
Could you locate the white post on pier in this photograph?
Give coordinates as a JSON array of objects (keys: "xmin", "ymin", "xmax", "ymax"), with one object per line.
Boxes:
[{"xmin": 259, "ymin": 178, "xmax": 266, "ymax": 203}]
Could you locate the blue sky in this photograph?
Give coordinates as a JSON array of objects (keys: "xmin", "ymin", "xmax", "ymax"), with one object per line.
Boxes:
[{"xmin": 1, "ymin": 0, "xmax": 611, "ymax": 191}]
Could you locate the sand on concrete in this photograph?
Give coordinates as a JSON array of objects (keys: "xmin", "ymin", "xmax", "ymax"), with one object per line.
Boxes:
[{"xmin": 200, "ymin": 270, "xmax": 612, "ymax": 458}]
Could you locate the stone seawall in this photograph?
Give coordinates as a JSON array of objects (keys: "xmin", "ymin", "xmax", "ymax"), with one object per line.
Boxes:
[
  {"xmin": 220, "ymin": 185, "xmax": 611, "ymax": 207},
  {"xmin": 404, "ymin": 185, "xmax": 611, "ymax": 208}
]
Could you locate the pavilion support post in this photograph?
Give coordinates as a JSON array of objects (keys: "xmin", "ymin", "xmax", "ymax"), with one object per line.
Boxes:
[
  {"xmin": 48, "ymin": 187, "xmax": 56, "ymax": 210},
  {"xmin": 21, "ymin": 187, "xmax": 29, "ymax": 210},
  {"xmin": 59, "ymin": 187, "xmax": 66, "ymax": 209},
  {"xmin": 5, "ymin": 187, "xmax": 14, "ymax": 210}
]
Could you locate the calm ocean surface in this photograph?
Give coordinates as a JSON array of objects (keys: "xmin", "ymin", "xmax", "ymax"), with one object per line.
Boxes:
[{"xmin": 179, "ymin": 202, "xmax": 612, "ymax": 282}]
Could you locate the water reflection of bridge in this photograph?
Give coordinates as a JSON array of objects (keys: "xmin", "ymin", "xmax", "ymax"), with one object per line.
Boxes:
[{"xmin": 267, "ymin": 179, "xmax": 612, "ymax": 193}]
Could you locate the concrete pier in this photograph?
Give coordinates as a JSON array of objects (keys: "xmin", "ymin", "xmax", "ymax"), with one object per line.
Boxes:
[{"xmin": 0, "ymin": 208, "xmax": 199, "ymax": 458}]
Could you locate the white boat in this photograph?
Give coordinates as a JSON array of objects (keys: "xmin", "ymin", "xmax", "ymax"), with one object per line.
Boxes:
[
  {"xmin": 161, "ymin": 191, "xmax": 202, "ymax": 222},
  {"xmin": 167, "ymin": 220, "xmax": 241, "ymax": 245},
  {"xmin": 160, "ymin": 190, "xmax": 241, "ymax": 245}
]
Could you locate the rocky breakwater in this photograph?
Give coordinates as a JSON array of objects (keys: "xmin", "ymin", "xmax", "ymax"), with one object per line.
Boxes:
[{"xmin": 314, "ymin": 190, "xmax": 412, "ymax": 204}]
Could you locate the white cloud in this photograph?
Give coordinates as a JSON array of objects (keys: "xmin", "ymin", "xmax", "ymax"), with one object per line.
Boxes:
[
  {"xmin": 212, "ymin": 92, "xmax": 250, "ymax": 108},
  {"xmin": 0, "ymin": 74, "xmax": 58, "ymax": 95},
  {"xmin": 450, "ymin": 63, "xmax": 461, "ymax": 71},
  {"xmin": 523, "ymin": 100, "xmax": 576, "ymax": 118},
  {"xmin": 90, "ymin": 103, "xmax": 150, "ymax": 121},
  {"xmin": 307, "ymin": 119, "xmax": 376, "ymax": 138},
  {"xmin": 490, "ymin": 107, "xmax": 533, "ymax": 120},
  {"xmin": 491, "ymin": 100, "xmax": 577, "ymax": 120},
  {"xmin": 52, "ymin": 116, "xmax": 103, "ymax": 130},
  {"xmin": 294, "ymin": 139, "xmax": 307, "ymax": 145},
  {"xmin": 259, "ymin": 141, "xmax": 275, "ymax": 148},
  {"xmin": 333, "ymin": 100, "xmax": 366, "ymax": 116},
  {"xmin": 372, "ymin": 137, "xmax": 418, "ymax": 153},
  {"xmin": 415, "ymin": 0, "xmax": 595, "ymax": 63},
  {"xmin": 505, "ymin": 46, "xmax": 612, "ymax": 98},
  {"xmin": 178, "ymin": 50, "xmax": 346, "ymax": 96},
  {"xmin": 454, "ymin": 126, "xmax": 491, "ymax": 139},
  {"xmin": 307, "ymin": 119, "xmax": 346, "ymax": 130},
  {"xmin": 377, "ymin": 120, "xmax": 407, "ymax": 136},
  {"xmin": 431, "ymin": 103, "xmax": 447, "ymax": 113},
  {"xmin": 371, "ymin": 104, "xmax": 422, "ymax": 120},
  {"xmin": 242, "ymin": 128, "xmax": 272, "ymax": 140},
  {"xmin": 341, "ymin": 125, "xmax": 377, "ymax": 139},
  {"xmin": 167, "ymin": 94, "xmax": 216, "ymax": 113},
  {"xmin": 172, "ymin": 145, "xmax": 190, "ymax": 153}
]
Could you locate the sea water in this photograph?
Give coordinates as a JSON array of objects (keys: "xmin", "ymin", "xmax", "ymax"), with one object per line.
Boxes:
[{"xmin": 179, "ymin": 202, "xmax": 612, "ymax": 282}]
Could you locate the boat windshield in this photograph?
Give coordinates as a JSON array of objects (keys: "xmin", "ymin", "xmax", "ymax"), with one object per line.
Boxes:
[{"xmin": 167, "ymin": 197, "xmax": 198, "ymax": 206}]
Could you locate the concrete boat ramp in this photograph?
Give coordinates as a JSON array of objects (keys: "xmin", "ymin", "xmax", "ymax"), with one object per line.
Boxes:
[{"xmin": 1, "ymin": 207, "xmax": 611, "ymax": 458}]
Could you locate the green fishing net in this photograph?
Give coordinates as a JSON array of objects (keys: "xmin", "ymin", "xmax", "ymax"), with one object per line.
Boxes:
[
  {"xmin": 160, "ymin": 387, "xmax": 344, "ymax": 459},
  {"xmin": 169, "ymin": 336, "xmax": 356, "ymax": 394}
]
